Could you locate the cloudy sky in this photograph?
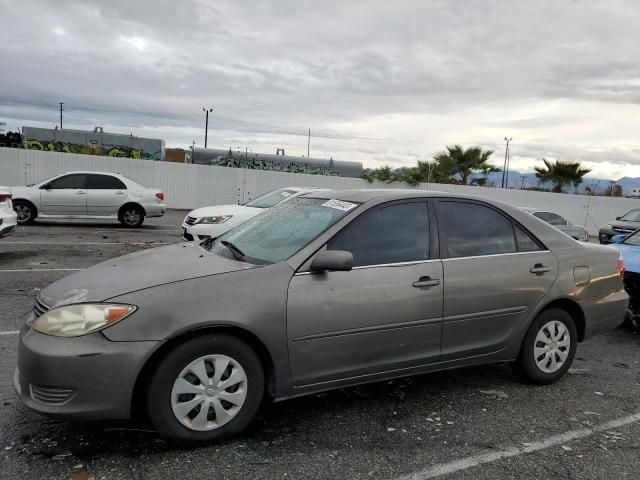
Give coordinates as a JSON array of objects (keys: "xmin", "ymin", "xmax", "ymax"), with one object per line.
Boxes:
[{"xmin": 2, "ymin": 0, "xmax": 640, "ymax": 179}]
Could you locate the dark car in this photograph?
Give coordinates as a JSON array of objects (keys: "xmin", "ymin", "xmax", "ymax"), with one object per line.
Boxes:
[{"xmin": 599, "ymin": 209, "xmax": 640, "ymax": 244}]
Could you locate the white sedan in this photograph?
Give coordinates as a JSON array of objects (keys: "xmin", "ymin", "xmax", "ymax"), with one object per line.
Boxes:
[
  {"xmin": 0, "ymin": 188, "xmax": 17, "ymax": 238},
  {"xmin": 11, "ymin": 171, "xmax": 166, "ymax": 228},
  {"xmin": 182, "ymin": 187, "xmax": 327, "ymax": 241}
]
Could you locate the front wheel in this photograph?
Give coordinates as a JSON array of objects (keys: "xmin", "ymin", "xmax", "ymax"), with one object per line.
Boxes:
[
  {"xmin": 119, "ymin": 206, "xmax": 145, "ymax": 228},
  {"xmin": 13, "ymin": 200, "xmax": 36, "ymax": 225},
  {"xmin": 516, "ymin": 308, "xmax": 577, "ymax": 384},
  {"xmin": 146, "ymin": 334, "xmax": 264, "ymax": 444}
]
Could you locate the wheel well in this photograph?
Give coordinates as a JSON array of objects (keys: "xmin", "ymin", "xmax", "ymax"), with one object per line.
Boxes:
[
  {"xmin": 118, "ymin": 202, "xmax": 146, "ymax": 219},
  {"xmin": 130, "ymin": 326, "xmax": 276, "ymax": 420},
  {"xmin": 540, "ymin": 299, "xmax": 586, "ymax": 342},
  {"xmin": 13, "ymin": 198, "xmax": 38, "ymax": 217}
]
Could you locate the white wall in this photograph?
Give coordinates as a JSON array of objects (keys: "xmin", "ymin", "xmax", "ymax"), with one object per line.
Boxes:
[{"xmin": 0, "ymin": 147, "xmax": 634, "ymax": 234}]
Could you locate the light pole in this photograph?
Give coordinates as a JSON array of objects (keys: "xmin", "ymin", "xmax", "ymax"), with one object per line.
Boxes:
[
  {"xmin": 202, "ymin": 107, "xmax": 213, "ymax": 148},
  {"xmin": 501, "ymin": 137, "xmax": 512, "ymax": 188}
]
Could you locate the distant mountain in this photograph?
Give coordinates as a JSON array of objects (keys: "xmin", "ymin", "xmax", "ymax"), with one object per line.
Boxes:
[{"xmin": 483, "ymin": 170, "xmax": 638, "ymax": 195}]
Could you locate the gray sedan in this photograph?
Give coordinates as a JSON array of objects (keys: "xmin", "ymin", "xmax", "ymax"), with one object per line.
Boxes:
[{"xmin": 14, "ymin": 190, "xmax": 627, "ymax": 443}]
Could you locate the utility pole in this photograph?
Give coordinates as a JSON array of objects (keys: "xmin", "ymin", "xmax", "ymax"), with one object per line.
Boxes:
[
  {"xmin": 202, "ymin": 106, "xmax": 213, "ymax": 148},
  {"xmin": 307, "ymin": 128, "xmax": 311, "ymax": 158},
  {"xmin": 501, "ymin": 137, "xmax": 512, "ymax": 188},
  {"xmin": 59, "ymin": 102, "xmax": 64, "ymax": 129}
]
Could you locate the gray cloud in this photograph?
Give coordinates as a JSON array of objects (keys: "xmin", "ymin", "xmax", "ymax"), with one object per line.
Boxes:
[{"xmin": 1, "ymin": 0, "xmax": 640, "ymax": 176}]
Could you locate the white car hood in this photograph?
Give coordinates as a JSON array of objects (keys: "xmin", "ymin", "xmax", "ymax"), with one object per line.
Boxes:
[{"xmin": 188, "ymin": 204, "xmax": 264, "ymax": 218}]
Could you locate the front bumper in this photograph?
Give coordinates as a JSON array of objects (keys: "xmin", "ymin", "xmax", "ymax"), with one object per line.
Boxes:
[
  {"xmin": 181, "ymin": 222, "xmax": 230, "ymax": 242},
  {"xmin": 599, "ymin": 229, "xmax": 616, "ymax": 244},
  {"xmin": 14, "ymin": 324, "xmax": 160, "ymax": 420},
  {"xmin": 0, "ymin": 224, "xmax": 16, "ymax": 238},
  {"xmin": 579, "ymin": 288, "xmax": 628, "ymax": 340}
]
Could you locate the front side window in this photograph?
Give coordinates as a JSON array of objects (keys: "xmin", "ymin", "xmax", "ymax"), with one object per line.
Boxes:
[
  {"xmin": 47, "ymin": 174, "xmax": 87, "ymax": 189},
  {"xmin": 244, "ymin": 189, "xmax": 298, "ymax": 209},
  {"xmin": 211, "ymin": 197, "xmax": 357, "ymax": 264},
  {"xmin": 88, "ymin": 174, "xmax": 126, "ymax": 190},
  {"xmin": 327, "ymin": 202, "xmax": 429, "ymax": 267},
  {"xmin": 439, "ymin": 201, "xmax": 516, "ymax": 258}
]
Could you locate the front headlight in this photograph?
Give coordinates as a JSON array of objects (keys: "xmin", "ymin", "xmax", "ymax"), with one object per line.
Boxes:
[
  {"xmin": 602, "ymin": 224, "xmax": 612, "ymax": 230},
  {"xmin": 197, "ymin": 215, "xmax": 233, "ymax": 224},
  {"xmin": 32, "ymin": 304, "xmax": 136, "ymax": 337}
]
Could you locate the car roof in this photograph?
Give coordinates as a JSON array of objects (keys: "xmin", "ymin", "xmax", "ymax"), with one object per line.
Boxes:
[
  {"xmin": 56, "ymin": 171, "xmax": 125, "ymax": 177},
  {"xmin": 299, "ymin": 188, "xmax": 478, "ymax": 203}
]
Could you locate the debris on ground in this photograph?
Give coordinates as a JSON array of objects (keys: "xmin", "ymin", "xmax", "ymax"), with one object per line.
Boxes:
[{"xmin": 479, "ymin": 389, "xmax": 509, "ymax": 399}]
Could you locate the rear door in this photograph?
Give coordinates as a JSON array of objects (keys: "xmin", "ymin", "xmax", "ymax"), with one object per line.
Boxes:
[
  {"xmin": 40, "ymin": 174, "xmax": 88, "ymax": 215},
  {"xmin": 86, "ymin": 174, "xmax": 127, "ymax": 216},
  {"xmin": 286, "ymin": 200, "xmax": 443, "ymax": 386},
  {"xmin": 436, "ymin": 200, "xmax": 558, "ymax": 360}
]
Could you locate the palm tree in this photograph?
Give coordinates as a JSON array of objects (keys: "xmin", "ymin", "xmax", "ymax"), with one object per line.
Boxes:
[
  {"xmin": 534, "ymin": 159, "xmax": 591, "ymax": 193},
  {"xmin": 432, "ymin": 145, "xmax": 498, "ymax": 185}
]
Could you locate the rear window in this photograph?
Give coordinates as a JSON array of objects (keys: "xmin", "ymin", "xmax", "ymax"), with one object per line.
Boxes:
[{"xmin": 87, "ymin": 174, "xmax": 126, "ymax": 190}]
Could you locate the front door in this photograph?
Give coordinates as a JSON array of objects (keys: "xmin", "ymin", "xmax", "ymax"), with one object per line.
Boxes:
[
  {"xmin": 436, "ymin": 200, "xmax": 558, "ymax": 360},
  {"xmin": 40, "ymin": 174, "xmax": 88, "ymax": 215},
  {"xmin": 86, "ymin": 174, "xmax": 127, "ymax": 216},
  {"xmin": 287, "ymin": 200, "xmax": 443, "ymax": 386}
]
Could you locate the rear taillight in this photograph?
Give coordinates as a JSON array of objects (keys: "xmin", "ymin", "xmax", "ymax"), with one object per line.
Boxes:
[
  {"xmin": 0, "ymin": 193, "xmax": 11, "ymax": 202},
  {"xmin": 619, "ymin": 257, "xmax": 625, "ymax": 279},
  {"xmin": 155, "ymin": 192, "xmax": 164, "ymax": 201}
]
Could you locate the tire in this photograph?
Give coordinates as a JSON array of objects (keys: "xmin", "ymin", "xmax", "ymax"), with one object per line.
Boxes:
[
  {"xmin": 146, "ymin": 334, "xmax": 264, "ymax": 444},
  {"xmin": 13, "ymin": 200, "xmax": 36, "ymax": 225},
  {"xmin": 516, "ymin": 308, "xmax": 577, "ymax": 385},
  {"xmin": 119, "ymin": 205, "xmax": 145, "ymax": 228}
]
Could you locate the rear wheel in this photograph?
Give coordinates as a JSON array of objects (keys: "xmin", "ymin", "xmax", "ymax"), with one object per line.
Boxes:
[
  {"xmin": 146, "ymin": 334, "xmax": 264, "ymax": 444},
  {"xmin": 13, "ymin": 200, "xmax": 36, "ymax": 225},
  {"xmin": 119, "ymin": 205, "xmax": 145, "ymax": 227},
  {"xmin": 516, "ymin": 308, "xmax": 577, "ymax": 384}
]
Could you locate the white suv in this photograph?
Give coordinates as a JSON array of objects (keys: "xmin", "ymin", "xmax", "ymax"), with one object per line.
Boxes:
[
  {"xmin": 0, "ymin": 188, "xmax": 17, "ymax": 238},
  {"xmin": 11, "ymin": 171, "xmax": 166, "ymax": 228},
  {"xmin": 182, "ymin": 187, "xmax": 327, "ymax": 241}
]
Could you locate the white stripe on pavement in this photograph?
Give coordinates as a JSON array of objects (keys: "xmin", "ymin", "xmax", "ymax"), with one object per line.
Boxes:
[
  {"xmin": 0, "ymin": 331, "xmax": 19, "ymax": 335},
  {"xmin": 396, "ymin": 412, "xmax": 640, "ymax": 480},
  {"xmin": 0, "ymin": 268, "xmax": 83, "ymax": 272}
]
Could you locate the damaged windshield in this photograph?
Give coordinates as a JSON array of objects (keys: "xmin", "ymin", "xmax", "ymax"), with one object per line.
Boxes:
[{"xmin": 208, "ymin": 197, "xmax": 358, "ymax": 264}]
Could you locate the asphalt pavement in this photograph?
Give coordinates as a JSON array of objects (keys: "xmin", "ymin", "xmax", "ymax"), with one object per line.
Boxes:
[{"xmin": 1, "ymin": 210, "xmax": 639, "ymax": 480}]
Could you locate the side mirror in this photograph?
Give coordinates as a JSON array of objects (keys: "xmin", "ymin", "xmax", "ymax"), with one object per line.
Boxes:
[
  {"xmin": 310, "ymin": 250, "xmax": 353, "ymax": 272},
  {"xmin": 616, "ymin": 217, "xmax": 621, "ymax": 221},
  {"xmin": 40, "ymin": 183, "xmax": 51, "ymax": 190},
  {"xmin": 611, "ymin": 234, "xmax": 627, "ymax": 244}
]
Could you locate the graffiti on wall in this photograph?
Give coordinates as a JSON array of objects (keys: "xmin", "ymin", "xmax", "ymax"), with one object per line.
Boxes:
[
  {"xmin": 23, "ymin": 139, "xmax": 161, "ymax": 160},
  {"xmin": 211, "ymin": 155, "xmax": 341, "ymax": 176}
]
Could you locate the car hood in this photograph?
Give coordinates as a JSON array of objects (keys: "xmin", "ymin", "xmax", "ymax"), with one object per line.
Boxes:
[
  {"xmin": 187, "ymin": 204, "xmax": 264, "ymax": 219},
  {"xmin": 609, "ymin": 220, "xmax": 640, "ymax": 231},
  {"xmin": 39, "ymin": 242, "xmax": 258, "ymax": 307},
  {"xmin": 610, "ymin": 243, "xmax": 640, "ymax": 273}
]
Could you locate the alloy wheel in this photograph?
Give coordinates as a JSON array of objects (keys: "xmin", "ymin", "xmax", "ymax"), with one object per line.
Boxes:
[
  {"xmin": 14, "ymin": 204, "xmax": 31, "ymax": 223},
  {"xmin": 170, "ymin": 354, "xmax": 248, "ymax": 432},
  {"xmin": 123, "ymin": 209, "xmax": 140, "ymax": 226}
]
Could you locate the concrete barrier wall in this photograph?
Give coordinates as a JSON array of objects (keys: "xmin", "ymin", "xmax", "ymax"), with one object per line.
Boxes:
[{"xmin": 0, "ymin": 147, "xmax": 634, "ymax": 234}]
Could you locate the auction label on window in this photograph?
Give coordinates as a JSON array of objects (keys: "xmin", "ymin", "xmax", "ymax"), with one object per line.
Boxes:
[{"xmin": 321, "ymin": 199, "xmax": 358, "ymax": 211}]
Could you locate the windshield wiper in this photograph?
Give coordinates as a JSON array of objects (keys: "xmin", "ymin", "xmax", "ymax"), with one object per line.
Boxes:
[{"xmin": 221, "ymin": 240, "xmax": 246, "ymax": 262}]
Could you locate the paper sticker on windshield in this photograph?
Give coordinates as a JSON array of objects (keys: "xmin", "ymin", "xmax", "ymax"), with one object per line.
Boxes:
[{"xmin": 321, "ymin": 199, "xmax": 358, "ymax": 211}]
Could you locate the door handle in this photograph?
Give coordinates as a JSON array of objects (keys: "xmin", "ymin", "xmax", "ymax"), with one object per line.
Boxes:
[
  {"xmin": 75, "ymin": 190, "xmax": 86, "ymax": 194},
  {"xmin": 412, "ymin": 276, "xmax": 440, "ymax": 288},
  {"xmin": 530, "ymin": 263, "xmax": 551, "ymax": 275},
  {"xmin": 115, "ymin": 191, "xmax": 125, "ymax": 195}
]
